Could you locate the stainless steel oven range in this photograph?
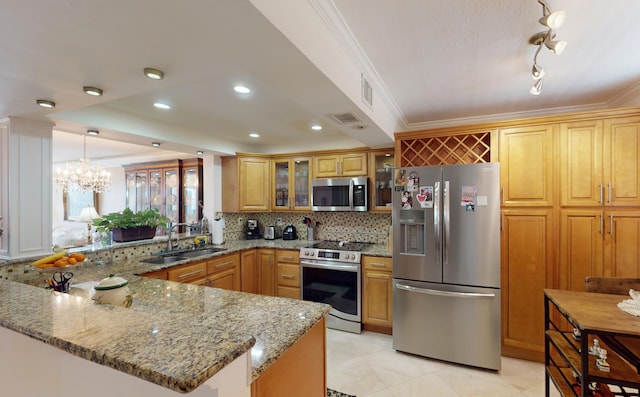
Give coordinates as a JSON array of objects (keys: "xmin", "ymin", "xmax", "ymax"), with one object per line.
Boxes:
[{"xmin": 300, "ymin": 241, "xmax": 366, "ymax": 334}]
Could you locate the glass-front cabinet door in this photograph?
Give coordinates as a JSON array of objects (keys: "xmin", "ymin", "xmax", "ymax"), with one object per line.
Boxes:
[
  {"xmin": 164, "ymin": 168, "xmax": 179, "ymax": 223},
  {"xmin": 273, "ymin": 159, "xmax": 289, "ymax": 210},
  {"xmin": 292, "ymin": 158, "xmax": 310, "ymax": 209},
  {"xmin": 135, "ymin": 171, "xmax": 148, "ymax": 212},
  {"xmin": 125, "ymin": 172, "xmax": 137, "ymax": 211},
  {"xmin": 149, "ymin": 170, "xmax": 163, "ymax": 215},
  {"xmin": 272, "ymin": 157, "xmax": 310, "ymax": 211},
  {"xmin": 181, "ymin": 159, "xmax": 202, "ymax": 226},
  {"xmin": 370, "ymin": 149, "xmax": 394, "ymax": 211}
]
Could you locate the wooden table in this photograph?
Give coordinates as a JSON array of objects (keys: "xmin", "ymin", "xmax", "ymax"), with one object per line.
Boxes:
[{"xmin": 544, "ymin": 289, "xmax": 640, "ymax": 397}]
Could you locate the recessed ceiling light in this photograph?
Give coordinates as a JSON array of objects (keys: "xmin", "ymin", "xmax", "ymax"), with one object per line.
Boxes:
[
  {"xmin": 234, "ymin": 85, "xmax": 251, "ymax": 94},
  {"xmin": 36, "ymin": 99, "xmax": 55, "ymax": 108},
  {"xmin": 249, "ymin": 132, "xmax": 260, "ymax": 138},
  {"xmin": 151, "ymin": 142, "xmax": 161, "ymax": 147},
  {"xmin": 196, "ymin": 151, "xmax": 204, "ymax": 155},
  {"xmin": 311, "ymin": 124, "xmax": 322, "ymax": 131},
  {"xmin": 153, "ymin": 102, "xmax": 171, "ymax": 110},
  {"xmin": 83, "ymin": 86, "xmax": 103, "ymax": 96},
  {"xmin": 144, "ymin": 67, "xmax": 164, "ymax": 80},
  {"xmin": 87, "ymin": 129, "xmax": 99, "ymax": 136}
]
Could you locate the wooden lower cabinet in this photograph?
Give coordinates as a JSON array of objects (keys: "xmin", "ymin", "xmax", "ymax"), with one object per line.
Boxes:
[
  {"xmin": 207, "ymin": 253, "xmax": 240, "ymax": 290},
  {"xmin": 161, "ymin": 253, "xmax": 241, "ymax": 291},
  {"xmin": 251, "ymin": 317, "xmax": 326, "ymax": 397},
  {"xmin": 500, "ymin": 208, "xmax": 555, "ymax": 362},
  {"xmin": 604, "ymin": 210, "xmax": 640, "ymax": 277},
  {"xmin": 258, "ymin": 249, "xmax": 275, "ymax": 296},
  {"xmin": 241, "ymin": 249, "xmax": 259, "ymax": 294},
  {"xmin": 141, "ymin": 268, "xmax": 167, "ymax": 280},
  {"xmin": 559, "ymin": 209, "xmax": 604, "ymax": 292},
  {"xmin": 362, "ymin": 255, "xmax": 392, "ymax": 334},
  {"xmin": 275, "ymin": 249, "xmax": 300, "ymax": 299},
  {"xmin": 167, "ymin": 261, "xmax": 207, "ymax": 284}
]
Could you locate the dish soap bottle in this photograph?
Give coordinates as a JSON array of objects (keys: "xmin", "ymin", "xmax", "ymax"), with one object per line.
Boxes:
[{"xmin": 200, "ymin": 216, "xmax": 209, "ymax": 234}]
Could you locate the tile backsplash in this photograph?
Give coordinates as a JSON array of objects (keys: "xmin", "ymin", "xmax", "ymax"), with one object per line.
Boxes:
[{"xmin": 220, "ymin": 212, "xmax": 391, "ymax": 243}]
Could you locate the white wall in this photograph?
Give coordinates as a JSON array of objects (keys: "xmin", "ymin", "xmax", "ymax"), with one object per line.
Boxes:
[{"xmin": 98, "ymin": 166, "xmax": 126, "ymax": 215}]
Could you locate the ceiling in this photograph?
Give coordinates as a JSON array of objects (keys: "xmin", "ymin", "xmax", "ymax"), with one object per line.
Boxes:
[{"xmin": 2, "ymin": 0, "xmax": 639, "ymax": 166}]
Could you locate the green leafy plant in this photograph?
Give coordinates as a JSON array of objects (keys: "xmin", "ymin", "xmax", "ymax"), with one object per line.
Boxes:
[{"xmin": 93, "ymin": 208, "xmax": 170, "ymax": 233}]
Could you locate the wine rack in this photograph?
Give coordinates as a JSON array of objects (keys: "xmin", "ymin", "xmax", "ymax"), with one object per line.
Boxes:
[{"xmin": 397, "ymin": 132, "xmax": 491, "ymax": 166}]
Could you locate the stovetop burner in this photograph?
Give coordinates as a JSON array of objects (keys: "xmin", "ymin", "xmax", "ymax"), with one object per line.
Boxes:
[{"xmin": 307, "ymin": 240, "xmax": 370, "ymax": 252}]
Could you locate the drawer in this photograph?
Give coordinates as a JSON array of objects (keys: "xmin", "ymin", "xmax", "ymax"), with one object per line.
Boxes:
[
  {"xmin": 275, "ymin": 249, "xmax": 299, "ymax": 263},
  {"xmin": 207, "ymin": 253, "xmax": 240, "ymax": 274},
  {"xmin": 167, "ymin": 262, "xmax": 207, "ymax": 283},
  {"xmin": 363, "ymin": 255, "xmax": 392, "ymax": 272},
  {"xmin": 277, "ymin": 286, "xmax": 300, "ymax": 300},
  {"xmin": 277, "ymin": 263, "xmax": 300, "ymax": 287}
]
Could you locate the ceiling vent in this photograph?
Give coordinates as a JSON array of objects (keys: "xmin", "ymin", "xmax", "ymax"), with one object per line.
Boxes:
[{"xmin": 328, "ymin": 112, "xmax": 361, "ymax": 124}]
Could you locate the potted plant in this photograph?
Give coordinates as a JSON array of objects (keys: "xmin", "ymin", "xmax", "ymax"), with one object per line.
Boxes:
[{"xmin": 93, "ymin": 208, "xmax": 170, "ymax": 242}]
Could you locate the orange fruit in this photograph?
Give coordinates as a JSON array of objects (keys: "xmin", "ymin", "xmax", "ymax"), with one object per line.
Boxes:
[
  {"xmin": 70, "ymin": 253, "xmax": 85, "ymax": 262},
  {"xmin": 36, "ymin": 263, "xmax": 55, "ymax": 269},
  {"xmin": 67, "ymin": 257, "xmax": 77, "ymax": 265},
  {"xmin": 54, "ymin": 258, "xmax": 68, "ymax": 267}
]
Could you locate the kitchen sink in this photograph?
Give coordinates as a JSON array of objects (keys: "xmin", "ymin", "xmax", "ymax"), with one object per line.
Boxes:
[
  {"xmin": 141, "ymin": 256, "xmax": 186, "ymax": 265},
  {"xmin": 176, "ymin": 248, "xmax": 227, "ymax": 257},
  {"xmin": 143, "ymin": 247, "xmax": 227, "ymax": 264}
]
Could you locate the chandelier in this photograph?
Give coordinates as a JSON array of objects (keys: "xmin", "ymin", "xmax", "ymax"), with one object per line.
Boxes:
[{"xmin": 54, "ymin": 135, "xmax": 111, "ymax": 193}]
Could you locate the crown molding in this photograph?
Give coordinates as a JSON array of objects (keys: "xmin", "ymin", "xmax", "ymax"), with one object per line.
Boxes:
[
  {"xmin": 608, "ymin": 80, "xmax": 640, "ymax": 108},
  {"xmin": 402, "ymin": 102, "xmax": 610, "ymax": 132},
  {"xmin": 308, "ymin": 0, "xmax": 407, "ymax": 126}
]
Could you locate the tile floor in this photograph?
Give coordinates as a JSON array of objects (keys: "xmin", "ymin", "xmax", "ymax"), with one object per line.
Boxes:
[{"xmin": 326, "ymin": 329, "xmax": 562, "ymax": 397}]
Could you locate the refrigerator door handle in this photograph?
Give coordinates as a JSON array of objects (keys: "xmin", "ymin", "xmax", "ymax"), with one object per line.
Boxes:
[
  {"xmin": 443, "ymin": 180, "xmax": 450, "ymax": 266},
  {"xmin": 395, "ymin": 283, "xmax": 496, "ymax": 298},
  {"xmin": 434, "ymin": 181, "xmax": 441, "ymax": 265}
]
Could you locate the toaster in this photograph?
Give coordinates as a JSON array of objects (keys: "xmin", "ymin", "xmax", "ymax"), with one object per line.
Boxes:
[{"xmin": 264, "ymin": 225, "xmax": 282, "ymax": 240}]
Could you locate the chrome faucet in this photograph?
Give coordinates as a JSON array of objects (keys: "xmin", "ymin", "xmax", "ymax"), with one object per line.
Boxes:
[{"xmin": 166, "ymin": 222, "xmax": 190, "ymax": 252}]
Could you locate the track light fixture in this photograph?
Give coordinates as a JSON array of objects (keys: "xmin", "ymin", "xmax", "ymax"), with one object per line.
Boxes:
[
  {"xmin": 528, "ymin": 0, "xmax": 567, "ymax": 95},
  {"xmin": 530, "ymin": 79, "xmax": 543, "ymax": 96}
]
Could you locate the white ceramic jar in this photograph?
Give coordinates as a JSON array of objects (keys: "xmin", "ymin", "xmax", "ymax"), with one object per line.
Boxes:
[{"xmin": 92, "ymin": 274, "xmax": 133, "ymax": 308}]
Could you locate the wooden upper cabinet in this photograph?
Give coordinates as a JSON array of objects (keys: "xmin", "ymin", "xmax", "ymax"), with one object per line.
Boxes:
[
  {"xmin": 369, "ymin": 149, "xmax": 394, "ymax": 212},
  {"xmin": 560, "ymin": 121, "xmax": 604, "ymax": 207},
  {"xmin": 271, "ymin": 157, "xmax": 311, "ymax": 211},
  {"xmin": 499, "ymin": 125, "xmax": 555, "ymax": 207},
  {"xmin": 222, "ymin": 156, "xmax": 270, "ymax": 212},
  {"xmin": 313, "ymin": 152, "xmax": 367, "ymax": 178},
  {"xmin": 560, "ymin": 117, "xmax": 640, "ymax": 207},
  {"xmin": 603, "ymin": 116, "xmax": 640, "ymax": 207}
]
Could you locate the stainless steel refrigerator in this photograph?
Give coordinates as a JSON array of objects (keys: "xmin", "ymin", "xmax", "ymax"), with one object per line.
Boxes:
[{"xmin": 392, "ymin": 163, "xmax": 501, "ymax": 371}]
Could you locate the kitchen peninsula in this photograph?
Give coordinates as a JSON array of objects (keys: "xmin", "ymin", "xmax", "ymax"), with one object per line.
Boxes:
[{"xmin": 0, "ymin": 238, "xmax": 331, "ymax": 397}]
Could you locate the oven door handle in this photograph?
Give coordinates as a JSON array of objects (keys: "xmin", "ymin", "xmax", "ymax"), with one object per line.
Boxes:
[{"xmin": 300, "ymin": 260, "xmax": 359, "ymax": 272}]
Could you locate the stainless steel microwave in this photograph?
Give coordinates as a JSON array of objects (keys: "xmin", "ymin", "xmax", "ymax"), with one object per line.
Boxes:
[{"xmin": 311, "ymin": 177, "xmax": 368, "ymax": 211}]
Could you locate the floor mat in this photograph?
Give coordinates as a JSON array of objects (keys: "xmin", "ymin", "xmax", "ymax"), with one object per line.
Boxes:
[{"xmin": 327, "ymin": 388, "xmax": 356, "ymax": 397}]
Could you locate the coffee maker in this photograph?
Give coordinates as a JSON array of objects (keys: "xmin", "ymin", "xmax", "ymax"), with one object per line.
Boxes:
[{"xmin": 245, "ymin": 219, "xmax": 260, "ymax": 240}]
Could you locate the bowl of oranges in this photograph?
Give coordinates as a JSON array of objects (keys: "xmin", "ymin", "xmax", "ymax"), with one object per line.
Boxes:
[{"xmin": 32, "ymin": 251, "xmax": 87, "ymax": 270}]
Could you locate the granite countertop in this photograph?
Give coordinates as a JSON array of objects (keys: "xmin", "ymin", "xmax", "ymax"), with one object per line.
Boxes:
[{"xmin": 0, "ymin": 240, "xmax": 332, "ymax": 393}]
